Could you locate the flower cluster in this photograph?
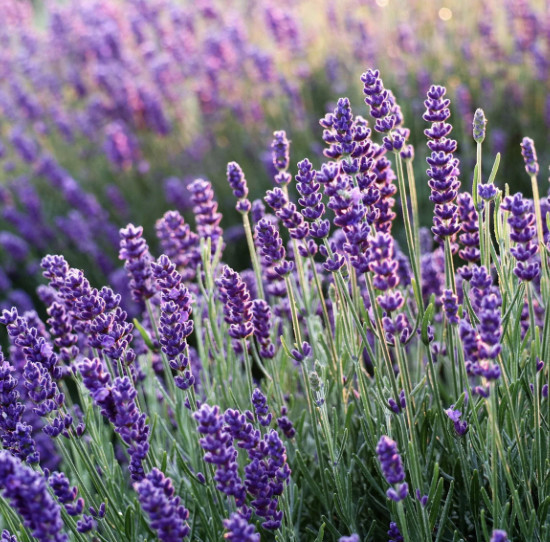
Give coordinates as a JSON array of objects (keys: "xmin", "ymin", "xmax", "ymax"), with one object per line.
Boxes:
[{"xmin": 376, "ymin": 436, "xmax": 408, "ymax": 502}]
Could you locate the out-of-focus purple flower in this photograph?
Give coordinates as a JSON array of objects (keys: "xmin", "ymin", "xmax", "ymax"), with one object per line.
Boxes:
[
  {"xmin": 277, "ymin": 406, "xmax": 295, "ymax": 439},
  {"xmin": 388, "ymin": 522, "xmax": 404, "ymax": 542},
  {"xmin": 1, "ymin": 530, "xmax": 18, "ymax": 542},
  {"xmin": 490, "ymin": 530, "xmax": 509, "ymax": 542},
  {"xmin": 0, "ymin": 451, "xmax": 67, "ymax": 542},
  {"xmin": 119, "ymin": 224, "xmax": 156, "ymax": 304},
  {"xmin": 251, "ymin": 388, "xmax": 272, "ymax": 426},
  {"xmin": 376, "ymin": 435, "xmax": 408, "ymax": 502},
  {"xmin": 188, "ymin": 178, "xmax": 224, "ymax": 258},
  {"xmin": 136, "ymin": 468, "xmax": 190, "ymax": 541},
  {"xmin": 223, "ymin": 512, "xmax": 260, "ymax": 542},
  {"xmin": 271, "ymin": 130, "xmax": 291, "ymax": 186},
  {"xmin": 155, "ymin": 210, "xmax": 199, "ymax": 283},
  {"xmin": 521, "ymin": 137, "xmax": 538, "ymax": 176},
  {"xmin": 163, "ymin": 177, "xmax": 192, "ymax": 213},
  {"xmin": 424, "ymin": 85, "xmax": 461, "ymax": 243},
  {"xmin": 338, "ymin": 535, "xmax": 359, "ymax": 542},
  {"xmin": 441, "ymin": 289, "xmax": 459, "ymax": 324},
  {"xmin": 387, "ymin": 390, "xmax": 406, "ymax": 414},
  {"xmin": 103, "ymin": 121, "xmax": 141, "ymax": 170},
  {"xmin": 501, "ymin": 193, "xmax": 540, "ymax": 282}
]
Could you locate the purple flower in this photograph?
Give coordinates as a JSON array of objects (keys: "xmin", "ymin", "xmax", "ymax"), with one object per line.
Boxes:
[
  {"xmin": 441, "ymin": 289, "xmax": 459, "ymax": 324},
  {"xmin": 119, "ymin": 224, "xmax": 156, "ymax": 304},
  {"xmin": 490, "ymin": 530, "xmax": 509, "ymax": 542},
  {"xmin": 0, "ymin": 358, "xmax": 38, "ymax": 463},
  {"xmin": 152, "ymin": 255, "xmax": 195, "ymax": 390},
  {"xmin": 472, "ymin": 108, "xmax": 487, "ymax": 143},
  {"xmin": 367, "ymin": 232, "xmax": 404, "ymax": 313},
  {"xmin": 521, "ymin": 137, "xmax": 538, "ymax": 176},
  {"xmin": 388, "ymin": 522, "xmax": 404, "ymax": 542},
  {"xmin": 252, "ymin": 299, "xmax": 275, "ymax": 359},
  {"xmin": 271, "ymin": 130, "xmax": 291, "ymax": 186},
  {"xmin": 223, "ymin": 512, "xmax": 260, "ymax": 542},
  {"xmin": 155, "ymin": 210, "xmax": 199, "ymax": 283},
  {"xmin": 501, "ymin": 193, "xmax": 540, "ymax": 282},
  {"xmin": 136, "ymin": 468, "xmax": 190, "ymax": 541},
  {"xmin": 252, "ymin": 388, "xmax": 272, "ymax": 426},
  {"xmin": 227, "ymin": 161, "xmax": 251, "ymax": 213},
  {"xmin": 457, "ymin": 193, "xmax": 480, "ymax": 266},
  {"xmin": 216, "ymin": 266, "xmax": 253, "ymax": 340},
  {"xmin": 276, "ymin": 407, "xmax": 296, "ymax": 439},
  {"xmin": 376, "ymin": 435, "xmax": 408, "ymax": 502},
  {"xmin": 48, "ymin": 471, "xmax": 84, "ymax": 516},
  {"xmin": 1, "ymin": 530, "xmax": 18, "ymax": 542},
  {"xmin": 188, "ymin": 178, "xmax": 224, "ymax": 258},
  {"xmin": 296, "ymin": 158, "xmax": 325, "ymax": 225},
  {"xmin": 255, "ymin": 219, "xmax": 293, "ymax": 277},
  {"xmin": 0, "ymin": 451, "xmax": 67, "ymax": 542},
  {"xmin": 444, "ymin": 405, "xmax": 468, "ymax": 436},
  {"xmin": 361, "ymin": 69, "xmax": 395, "ymax": 134},
  {"xmin": 194, "ymin": 404, "xmax": 246, "ymax": 506},
  {"xmin": 424, "ymin": 85, "xmax": 461, "ymax": 243},
  {"xmin": 338, "ymin": 535, "xmax": 359, "ymax": 542}
]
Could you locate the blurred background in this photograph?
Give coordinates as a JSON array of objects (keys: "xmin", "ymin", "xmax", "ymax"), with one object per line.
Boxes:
[{"xmin": 0, "ymin": 0, "xmax": 548, "ymax": 314}]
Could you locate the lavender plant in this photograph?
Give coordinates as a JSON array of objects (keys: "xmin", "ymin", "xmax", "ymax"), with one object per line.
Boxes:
[{"xmin": 1, "ymin": 61, "xmax": 550, "ymax": 542}]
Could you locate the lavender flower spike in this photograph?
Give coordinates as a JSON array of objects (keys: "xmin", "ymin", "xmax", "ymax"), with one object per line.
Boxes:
[
  {"xmin": 490, "ymin": 530, "xmax": 509, "ymax": 542},
  {"xmin": 521, "ymin": 137, "xmax": 539, "ymax": 176},
  {"xmin": 376, "ymin": 435, "xmax": 408, "ymax": 502},
  {"xmin": 223, "ymin": 512, "xmax": 260, "ymax": 542},
  {"xmin": 227, "ymin": 161, "xmax": 251, "ymax": 213},
  {"xmin": 472, "ymin": 108, "xmax": 487, "ymax": 143},
  {"xmin": 0, "ymin": 451, "xmax": 67, "ymax": 542},
  {"xmin": 137, "ymin": 468, "xmax": 190, "ymax": 541},
  {"xmin": 271, "ymin": 130, "xmax": 291, "ymax": 186}
]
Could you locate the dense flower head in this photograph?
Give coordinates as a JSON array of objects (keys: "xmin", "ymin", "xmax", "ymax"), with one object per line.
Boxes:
[
  {"xmin": 0, "ymin": 451, "xmax": 67, "ymax": 542},
  {"xmin": 194, "ymin": 404, "xmax": 246, "ymax": 506},
  {"xmin": 119, "ymin": 223, "xmax": 156, "ymax": 304},
  {"xmin": 423, "ymin": 84, "xmax": 461, "ymax": 243},
  {"xmin": 376, "ymin": 435, "xmax": 408, "ymax": 502},
  {"xmin": 441, "ymin": 289, "xmax": 459, "ymax": 324},
  {"xmin": 271, "ymin": 130, "xmax": 291, "ymax": 185},
  {"xmin": 223, "ymin": 512, "xmax": 260, "ymax": 542},
  {"xmin": 490, "ymin": 530, "xmax": 509, "ymax": 542},
  {"xmin": 216, "ymin": 266, "xmax": 253, "ymax": 340},
  {"xmin": 520, "ymin": 137, "xmax": 538, "ymax": 176},
  {"xmin": 361, "ymin": 69, "xmax": 395, "ymax": 133},
  {"xmin": 252, "ymin": 388, "xmax": 272, "ymax": 426},
  {"xmin": 48, "ymin": 471, "xmax": 84, "ymax": 516},
  {"xmin": 472, "ymin": 108, "xmax": 487, "ymax": 143},
  {"xmin": 188, "ymin": 178, "xmax": 224, "ymax": 257},
  {"xmin": 296, "ymin": 158, "xmax": 324, "ymax": 222},
  {"xmin": 255, "ymin": 218, "xmax": 293, "ymax": 276},
  {"xmin": 251, "ymin": 299, "xmax": 275, "ymax": 358},
  {"xmin": 227, "ymin": 161, "xmax": 251, "ymax": 212},
  {"xmin": 388, "ymin": 522, "xmax": 404, "ymax": 542},
  {"xmin": 155, "ymin": 210, "xmax": 199, "ymax": 283},
  {"xmin": 501, "ymin": 192, "xmax": 540, "ymax": 281},
  {"xmin": 137, "ymin": 468, "xmax": 190, "ymax": 542},
  {"xmin": 457, "ymin": 192, "xmax": 480, "ymax": 266}
]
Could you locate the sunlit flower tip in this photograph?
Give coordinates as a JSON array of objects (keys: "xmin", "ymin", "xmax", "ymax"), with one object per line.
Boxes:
[
  {"xmin": 472, "ymin": 108, "xmax": 487, "ymax": 143},
  {"xmin": 490, "ymin": 530, "xmax": 509, "ymax": 542},
  {"xmin": 521, "ymin": 137, "xmax": 539, "ymax": 176}
]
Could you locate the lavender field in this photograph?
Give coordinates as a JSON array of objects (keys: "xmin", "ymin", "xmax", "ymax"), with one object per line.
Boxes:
[{"xmin": 0, "ymin": 1, "xmax": 549, "ymax": 541}]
